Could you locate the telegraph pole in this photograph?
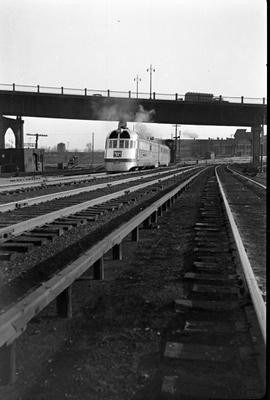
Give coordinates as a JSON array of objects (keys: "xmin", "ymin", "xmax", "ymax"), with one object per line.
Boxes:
[
  {"xmin": 91, "ymin": 132, "xmax": 95, "ymax": 166},
  {"xmin": 26, "ymin": 133, "xmax": 48, "ymax": 149}
]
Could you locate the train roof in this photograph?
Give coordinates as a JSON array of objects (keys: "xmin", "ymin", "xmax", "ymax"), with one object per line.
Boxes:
[{"xmin": 107, "ymin": 127, "xmax": 168, "ymax": 146}]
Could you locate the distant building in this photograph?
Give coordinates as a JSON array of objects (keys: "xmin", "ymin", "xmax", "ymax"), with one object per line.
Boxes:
[
  {"xmin": 234, "ymin": 129, "xmax": 252, "ymax": 157},
  {"xmin": 166, "ymin": 129, "xmax": 265, "ymax": 161},
  {"xmin": 57, "ymin": 142, "xmax": 66, "ymax": 152}
]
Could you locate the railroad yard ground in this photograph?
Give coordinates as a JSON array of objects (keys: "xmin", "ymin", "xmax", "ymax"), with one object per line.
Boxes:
[
  {"xmin": 0, "ymin": 166, "xmax": 266, "ymax": 400},
  {"xmin": 1, "ymin": 169, "xmax": 209, "ymax": 400}
]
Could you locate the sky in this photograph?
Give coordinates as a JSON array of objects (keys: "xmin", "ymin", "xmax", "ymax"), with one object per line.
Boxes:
[{"xmin": 0, "ymin": 0, "xmax": 267, "ymax": 150}]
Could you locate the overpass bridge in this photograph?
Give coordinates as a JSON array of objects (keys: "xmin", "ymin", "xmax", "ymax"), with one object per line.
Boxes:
[{"xmin": 0, "ymin": 83, "xmax": 267, "ymax": 166}]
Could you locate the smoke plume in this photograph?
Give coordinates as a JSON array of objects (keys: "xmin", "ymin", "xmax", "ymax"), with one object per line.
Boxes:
[
  {"xmin": 182, "ymin": 130, "xmax": 199, "ymax": 139},
  {"xmin": 94, "ymin": 104, "xmax": 133, "ymax": 123},
  {"xmin": 92, "ymin": 102, "xmax": 155, "ymax": 126},
  {"xmin": 135, "ymin": 105, "xmax": 156, "ymax": 123}
]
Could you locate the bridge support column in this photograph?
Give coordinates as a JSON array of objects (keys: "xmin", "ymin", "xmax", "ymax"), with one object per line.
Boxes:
[
  {"xmin": 251, "ymin": 125, "xmax": 262, "ymax": 169},
  {"xmin": 0, "ymin": 117, "xmax": 5, "ymax": 148},
  {"xmin": 0, "ymin": 116, "xmax": 24, "ymax": 149},
  {"xmin": 15, "ymin": 116, "xmax": 24, "ymax": 148}
]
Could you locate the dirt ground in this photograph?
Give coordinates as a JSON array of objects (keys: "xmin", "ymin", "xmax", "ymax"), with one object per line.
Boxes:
[{"xmin": 0, "ymin": 171, "xmax": 211, "ymax": 400}]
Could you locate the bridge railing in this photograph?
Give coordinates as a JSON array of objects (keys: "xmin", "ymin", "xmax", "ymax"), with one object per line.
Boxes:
[{"xmin": 0, "ymin": 83, "xmax": 267, "ymax": 104}]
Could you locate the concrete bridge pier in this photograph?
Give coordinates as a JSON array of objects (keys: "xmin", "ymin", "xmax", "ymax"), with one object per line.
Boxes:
[
  {"xmin": 251, "ymin": 125, "xmax": 262, "ymax": 169},
  {"xmin": 0, "ymin": 116, "xmax": 24, "ymax": 149}
]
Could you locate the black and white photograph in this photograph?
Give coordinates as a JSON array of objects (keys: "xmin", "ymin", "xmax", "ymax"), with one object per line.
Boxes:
[{"xmin": 0, "ymin": 0, "xmax": 267, "ymax": 399}]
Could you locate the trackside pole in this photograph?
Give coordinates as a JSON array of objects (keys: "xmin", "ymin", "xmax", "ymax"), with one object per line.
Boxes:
[{"xmin": 0, "ymin": 341, "xmax": 17, "ymax": 385}]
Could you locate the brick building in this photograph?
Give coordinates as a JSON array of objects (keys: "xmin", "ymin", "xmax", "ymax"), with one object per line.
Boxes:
[{"xmin": 170, "ymin": 129, "xmax": 267, "ymax": 161}]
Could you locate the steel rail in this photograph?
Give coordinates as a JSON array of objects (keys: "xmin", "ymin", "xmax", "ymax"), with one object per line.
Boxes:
[
  {"xmin": 0, "ymin": 168, "xmax": 206, "ymax": 348},
  {"xmin": 0, "ymin": 167, "xmax": 201, "ymax": 241},
  {"xmin": 215, "ymin": 166, "xmax": 266, "ymax": 344},
  {"xmin": 0, "ymin": 166, "xmax": 195, "ymax": 213},
  {"xmin": 227, "ymin": 166, "xmax": 266, "ymax": 189},
  {"xmin": 0, "ymin": 166, "xmax": 192, "ymax": 192}
]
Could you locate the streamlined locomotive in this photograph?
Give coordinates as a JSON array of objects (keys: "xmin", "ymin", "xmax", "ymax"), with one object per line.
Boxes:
[{"xmin": 104, "ymin": 122, "xmax": 170, "ymax": 172}]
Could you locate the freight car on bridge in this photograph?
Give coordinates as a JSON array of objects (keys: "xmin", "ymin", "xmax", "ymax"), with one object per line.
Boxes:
[
  {"xmin": 104, "ymin": 122, "xmax": 170, "ymax": 172},
  {"xmin": 185, "ymin": 92, "xmax": 214, "ymax": 102},
  {"xmin": 184, "ymin": 92, "xmax": 227, "ymax": 102}
]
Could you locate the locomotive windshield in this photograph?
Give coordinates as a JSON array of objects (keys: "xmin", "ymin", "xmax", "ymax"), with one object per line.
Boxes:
[
  {"xmin": 120, "ymin": 130, "xmax": 130, "ymax": 138},
  {"xmin": 109, "ymin": 131, "xmax": 118, "ymax": 138}
]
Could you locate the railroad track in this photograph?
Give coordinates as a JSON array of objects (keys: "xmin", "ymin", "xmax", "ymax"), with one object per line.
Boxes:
[
  {"xmin": 219, "ymin": 165, "xmax": 266, "ymax": 297},
  {"xmin": 226, "ymin": 165, "xmax": 267, "ymax": 190},
  {"xmin": 0, "ymin": 166, "xmax": 199, "ymax": 249},
  {"xmin": 161, "ymin": 166, "xmax": 266, "ymax": 398},
  {"xmin": 0, "ymin": 166, "xmax": 191, "ymax": 212},
  {"xmin": 0, "ymin": 166, "xmax": 180, "ymax": 196}
]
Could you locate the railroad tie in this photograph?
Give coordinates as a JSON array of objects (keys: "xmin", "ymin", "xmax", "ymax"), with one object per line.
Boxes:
[
  {"xmin": 23, "ymin": 231, "xmax": 59, "ymax": 240},
  {"xmin": 0, "ymin": 242, "xmax": 34, "ymax": 252},
  {"xmin": 0, "ymin": 251, "xmax": 13, "ymax": 261},
  {"xmin": 4, "ymin": 236, "xmax": 48, "ymax": 246},
  {"xmin": 49, "ymin": 222, "xmax": 74, "ymax": 230},
  {"xmin": 31, "ymin": 226, "xmax": 65, "ymax": 236}
]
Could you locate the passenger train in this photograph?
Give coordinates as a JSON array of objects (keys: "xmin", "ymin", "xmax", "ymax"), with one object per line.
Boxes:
[{"xmin": 104, "ymin": 122, "xmax": 171, "ymax": 172}]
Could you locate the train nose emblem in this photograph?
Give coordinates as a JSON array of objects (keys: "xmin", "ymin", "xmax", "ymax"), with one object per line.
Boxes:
[{"xmin": 113, "ymin": 151, "xmax": 122, "ymax": 158}]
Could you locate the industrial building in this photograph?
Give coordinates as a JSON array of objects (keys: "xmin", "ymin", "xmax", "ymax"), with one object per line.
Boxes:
[{"xmin": 166, "ymin": 129, "xmax": 267, "ymax": 163}]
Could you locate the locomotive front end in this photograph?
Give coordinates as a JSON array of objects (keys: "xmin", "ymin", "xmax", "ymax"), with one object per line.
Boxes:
[{"xmin": 104, "ymin": 125, "xmax": 138, "ymax": 172}]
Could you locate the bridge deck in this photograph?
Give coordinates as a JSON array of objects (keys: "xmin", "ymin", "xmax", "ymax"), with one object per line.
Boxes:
[{"xmin": 0, "ymin": 90, "xmax": 267, "ymax": 126}]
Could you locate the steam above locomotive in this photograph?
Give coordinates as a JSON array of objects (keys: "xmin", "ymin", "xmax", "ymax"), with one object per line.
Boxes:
[{"xmin": 104, "ymin": 122, "xmax": 170, "ymax": 172}]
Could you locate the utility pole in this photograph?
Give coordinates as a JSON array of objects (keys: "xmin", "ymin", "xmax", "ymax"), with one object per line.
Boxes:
[
  {"xmin": 133, "ymin": 75, "xmax": 141, "ymax": 98},
  {"xmin": 146, "ymin": 64, "xmax": 155, "ymax": 99},
  {"xmin": 91, "ymin": 132, "xmax": 95, "ymax": 166},
  {"xmin": 26, "ymin": 133, "xmax": 48, "ymax": 149},
  {"xmin": 172, "ymin": 124, "xmax": 180, "ymax": 164}
]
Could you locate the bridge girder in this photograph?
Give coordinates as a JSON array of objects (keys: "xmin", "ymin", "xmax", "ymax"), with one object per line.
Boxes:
[{"xmin": 0, "ymin": 90, "xmax": 267, "ymax": 127}]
